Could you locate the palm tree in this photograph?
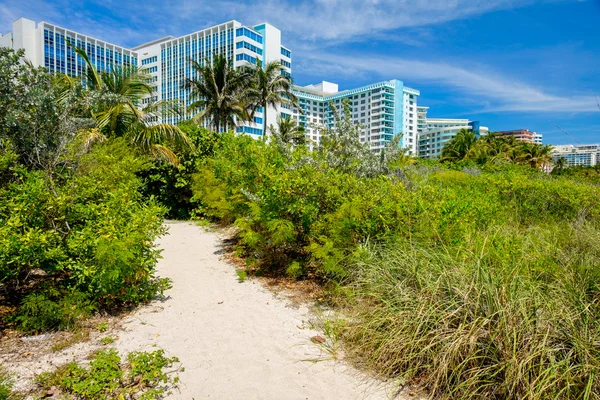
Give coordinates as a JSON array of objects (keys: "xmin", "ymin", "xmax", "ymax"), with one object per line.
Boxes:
[
  {"xmin": 440, "ymin": 128, "xmax": 478, "ymax": 162},
  {"xmin": 554, "ymin": 156, "xmax": 568, "ymax": 170},
  {"xmin": 270, "ymin": 114, "xmax": 305, "ymax": 146},
  {"xmin": 518, "ymin": 143, "xmax": 553, "ymax": 169},
  {"xmin": 247, "ymin": 60, "xmax": 297, "ymax": 138},
  {"xmin": 185, "ymin": 54, "xmax": 252, "ymax": 132},
  {"xmin": 69, "ymin": 46, "xmax": 191, "ymax": 163}
]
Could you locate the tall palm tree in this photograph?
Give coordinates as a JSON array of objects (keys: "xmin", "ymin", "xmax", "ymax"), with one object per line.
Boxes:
[
  {"xmin": 69, "ymin": 46, "xmax": 191, "ymax": 164},
  {"xmin": 270, "ymin": 114, "xmax": 305, "ymax": 146},
  {"xmin": 184, "ymin": 54, "xmax": 252, "ymax": 132},
  {"xmin": 247, "ymin": 60, "xmax": 297, "ymax": 138},
  {"xmin": 518, "ymin": 143, "xmax": 553, "ymax": 169},
  {"xmin": 440, "ymin": 128, "xmax": 478, "ymax": 162}
]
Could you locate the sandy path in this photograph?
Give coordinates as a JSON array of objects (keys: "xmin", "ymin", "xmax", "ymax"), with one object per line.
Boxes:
[{"xmin": 114, "ymin": 221, "xmax": 395, "ymax": 400}]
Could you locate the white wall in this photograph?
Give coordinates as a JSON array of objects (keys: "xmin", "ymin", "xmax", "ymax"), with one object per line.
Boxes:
[{"xmin": 12, "ymin": 18, "xmax": 39, "ymax": 65}]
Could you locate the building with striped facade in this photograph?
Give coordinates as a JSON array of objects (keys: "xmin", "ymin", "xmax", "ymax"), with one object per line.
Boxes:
[{"xmin": 291, "ymin": 80, "xmax": 420, "ymax": 154}]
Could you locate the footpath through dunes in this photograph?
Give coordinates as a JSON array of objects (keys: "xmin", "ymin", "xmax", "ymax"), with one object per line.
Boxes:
[{"xmin": 114, "ymin": 221, "xmax": 400, "ymax": 400}]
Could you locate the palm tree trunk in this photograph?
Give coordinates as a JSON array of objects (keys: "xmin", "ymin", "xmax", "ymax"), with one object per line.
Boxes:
[{"xmin": 263, "ymin": 102, "xmax": 267, "ymax": 139}]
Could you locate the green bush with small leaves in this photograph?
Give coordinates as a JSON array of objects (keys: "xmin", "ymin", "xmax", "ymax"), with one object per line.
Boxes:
[
  {"xmin": 36, "ymin": 349, "xmax": 180, "ymax": 399},
  {"xmin": 0, "ymin": 140, "xmax": 168, "ymax": 332}
]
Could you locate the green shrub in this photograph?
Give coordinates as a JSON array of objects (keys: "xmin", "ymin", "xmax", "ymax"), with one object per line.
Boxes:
[
  {"xmin": 139, "ymin": 120, "xmax": 223, "ymax": 219},
  {"xmin": 36, "ymin": 349, "xmax": 180, "ymax": 399},
  {"xmin": 0, "ymin": 139, "xmax": 168, "ymax": 332},
  {"xmin": 190, "ymin": 131, "xmax": 600, "ymax": 399},
  {"xmin": 15, "ymin": 291, "xmax": 94, "ymax": 333}
]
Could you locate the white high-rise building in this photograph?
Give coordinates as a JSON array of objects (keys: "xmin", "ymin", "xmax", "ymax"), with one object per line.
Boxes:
[
  {"xmin": 417, "ymin": 106, "xmax": 488, "ymax": 158},
  {"xmin": 292, "ymin": 80, "xmax": 420, "ymax": 154},
  {"xmin": 552, "ymin": 144, "xmax": 600, "ymax": 167},
  {"xmin": 2, "ymin": 17, "xmax": 425, "ymax": 150},
  {"xmin": 1, "ymin": 18, "xmax": 291, "ymax": 136},
  {"xmin": 0, "ymin": 18, "xmax": 138, "ymax": 75}
]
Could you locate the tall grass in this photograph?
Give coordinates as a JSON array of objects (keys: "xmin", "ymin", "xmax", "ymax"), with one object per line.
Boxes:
[{"xmin": 343, "ymin": 222, "xmax": 600, "ymax": 399}]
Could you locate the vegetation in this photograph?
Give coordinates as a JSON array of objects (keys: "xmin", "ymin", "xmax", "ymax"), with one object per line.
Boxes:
[
  {"xmin": 0, "ymin": 366, "xmax": 23, "ymax": 400},
  {"xmin": 441, "ymin": 129, "xmax": 554, "ymax": 168},
  {"xmin": 189, "ymin": 104, "xmax": 600, "ymax": 398},
  {"xmin": 0, "ymin": 48, "xmax": 170, "ymax": 333},
  {"xmin": 2, "ymin": 37, "xmax": 600, "ymax": 400},
  {"xmin": 247, "ymin": 60, "xmax": 297, "ymax": 137},
  {"xmin": 36, "ymin": 349, "xmax": 180, "ymax": 399}
]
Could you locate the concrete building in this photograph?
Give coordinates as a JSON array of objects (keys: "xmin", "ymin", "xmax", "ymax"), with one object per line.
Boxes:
[
  {"xmin": 417, "ymin": 106, "xmax": 488, "ymax": 158},
  {"xmin": 496, "ymin": 129, "xmax": 542, "ymax": 144},
  {"xmin": 292, "ymin": 80, "xmax": 420, "ymax": 154},
  {"xmin": 0, "ymin": 18, "xmax": 138, "ymax": 75},
  {"xmin": 2, "ymin": 18, "xmax": 291, "ymax": 136},
  {"xmin": 552, "ymin": 144, "xmax": 600, "ymax": 167}
]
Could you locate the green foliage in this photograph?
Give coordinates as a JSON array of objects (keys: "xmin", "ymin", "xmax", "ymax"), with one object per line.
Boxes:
[
  {"xmin": 551, "ymin": 163, "xmax": 600, "ymax": 185},
  {"xmin": 191, "ymin": 126, "xmax": 600, "ymax": 399},
  {"xmin": 139, "ymin": 120, "xmax": 223, "ymax": 219},
  {"xmin": 343, "ymin": 222, "xmax": 600, "ymax": 399},
  {"xmin": 1, "ymin": 140, "xmax": 167, "ymax": 332},
  {"xmin": 441, "ymin": 130, "xmax": 554, "ymax": 169},
  {"xmin": 36, "ymin": 349, "xmax": 180, "ymax": 399},
  {"xmin": 15, "ymin": 291, "xmax": 94, "ymax": 333},
  {"xmin": 100, "ymin": 336, "xmax": 115, "ymax": 345},
  {"xmin": 0, "ymin": 366, "xmax": 23, "ymax": 400}
]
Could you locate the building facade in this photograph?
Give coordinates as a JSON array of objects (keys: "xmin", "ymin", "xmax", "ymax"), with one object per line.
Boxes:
[
  {"xmin": 2, "ymin": 18, "xmax": 291, "ymax": 136},
  {"xmin": 552, "ymin": 144, "xmax": 600, "ymax": 167},
  {"xmin": 417, "ymin": 106, "xmax": 488, "ymax": 158},
  {"xmin": 291, "ymin": 80, "xmax": 420, "ymax": 154},
  {"xmin": 496, "ymin": 129, "xmax": 542, "ymax": 144},
  {"xmin": 0, "ymin": 18, "xmax": 138, "ymax": 75}
]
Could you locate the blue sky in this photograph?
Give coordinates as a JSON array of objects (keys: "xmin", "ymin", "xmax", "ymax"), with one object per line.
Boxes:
[{"xmin": 1, "ymin": 0, "xmax": 598, "ymax": 144}]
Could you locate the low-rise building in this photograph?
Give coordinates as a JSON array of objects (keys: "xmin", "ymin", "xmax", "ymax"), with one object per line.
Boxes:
[
  {"xmin": 552, "ymin": 144, "xmax": 600, "ymax": 167},
  {"xmin": 496, "ymin": 129, "xmax": 542, "ymax": 144}
]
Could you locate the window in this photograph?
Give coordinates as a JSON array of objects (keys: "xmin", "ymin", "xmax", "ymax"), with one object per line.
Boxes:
[
  {"xmin": 236, "ymin": 28, "xmax": 263, "ymax": 44},
  {"xmin": 235, "ymin": 53, "xmax": 257, "ymax": 64},
  {"xmin": 237, "ymin": 126, "xmax": 263, "ymax": 135},
  {"xmin": 281, "ymin": 47, "xmax": 291, "ymax": 58},
  {"xmin": 236, "ymin": 41, "xmax": 263, "ymax": 55},
  {"xmin": 141, "ymin": 56, "xmax": 157, "ymax": 65},
  {"xmin": 280, "ymin": 59, "xmax": 291, "ymax": 68}
]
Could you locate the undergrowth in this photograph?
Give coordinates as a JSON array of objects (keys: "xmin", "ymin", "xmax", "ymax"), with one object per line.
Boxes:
[
  {"xmin": 36, "ymin": 349, "xmax": 181, "ymax": 400},
  {"xmin": 191, "ymin": 131, "xmax": 600, "ymax": 399}
]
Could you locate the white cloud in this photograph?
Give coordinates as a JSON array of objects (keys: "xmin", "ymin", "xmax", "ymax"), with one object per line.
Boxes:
[
  {"xmin": 299, "ymin": 51, "xmax": 599, "ymax": 113},
  {"xmin": 0, "ymin": 0, "xmax": 542, "ymax": 46}
]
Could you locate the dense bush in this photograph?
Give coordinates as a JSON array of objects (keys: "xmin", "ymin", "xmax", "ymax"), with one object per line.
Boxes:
[
  {"xmin": 0, "ymin": 139, "xmax": 167, "ymax": 332},
  {"xmin": 139, "ymin": 120, "xmax": 222, "ymax": 219},
  {"xmin": 191, "ymin": 131, "xmax": 600, "ymax": 398}
]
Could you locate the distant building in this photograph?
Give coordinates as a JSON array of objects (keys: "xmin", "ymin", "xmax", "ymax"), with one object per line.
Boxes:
[
  {"xmin": 552, "ymin": 144, "xmax": 600, "ymax": 167},
  {"xmin": 496, "ymin": 129, "xmax": 543, "ymax": 144},
  {"xmin": 1, "ymin": 17, "xmax": 290, "ymax": 135},
  {"xmin": 292, "ymin": 80, "xmax": 420, "ymax": 154},
  {"xmin": 417, "ymin": 106, "xmax": 488, "ymax": 158},
  {"xmin": 0, "ymin": 18, "xmax": 138, "ymax": 75}
]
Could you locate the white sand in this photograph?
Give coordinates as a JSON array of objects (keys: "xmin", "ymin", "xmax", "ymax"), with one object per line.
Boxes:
[{"xmin": 114, "ymin": 221, "xmax": 400, "ymax": 400}]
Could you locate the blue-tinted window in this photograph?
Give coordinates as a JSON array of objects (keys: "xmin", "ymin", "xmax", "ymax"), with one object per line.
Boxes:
[
  {"xmin": 142, "ymin": 55, "xmax": 157, "ymax": 65},
  {"xmin": 235, "ymin": 53, "xmax": 257, "ymax": 64},
  {"xmin": 235, "ymin": 41, "xmax": 263, "ymax": 55},
  {"xmin": 235, "ymin": 28, "xmax": 263, "ymax": 44},
  {"xmin": 281, "ymin": 47, "xmax": 291, "ymax": 58}
]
